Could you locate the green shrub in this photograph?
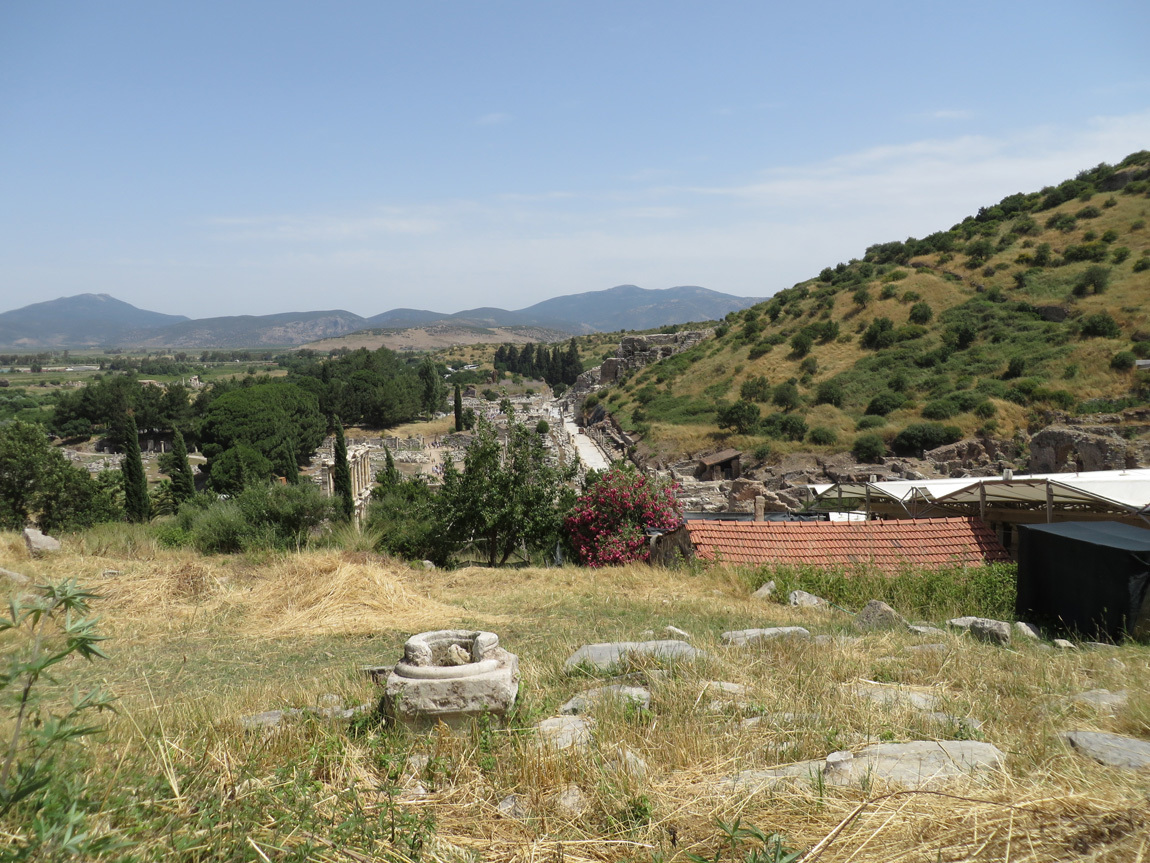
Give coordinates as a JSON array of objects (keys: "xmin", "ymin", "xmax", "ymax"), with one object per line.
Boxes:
[
  {"xmin": 861, "ymin": 317, "xmax": 895, "ymax": 350},
  {"xmin": 1133, "ymin": 257, "xmax": 1150, "ymax": 272},
  {"xmin": 740, "ymin": 375, "xmax": 772, "ymax": 402},
  {"xmin": 1111, "ymin": 351, "xmax": 1137, "ymax": 371},
  {"xmin": 855, "ymin": 415, "xmax": 886, "ymax": 431},
  {"xmin": 778, "ymin": 414, "xmax": 808, "ymax": 442},
  {"xmin": 880, "ymin": 284, "xmax": 897, "ymax": 300},
  {"xmin": 908, "ymin": 301, "xmax": 933, "ymax": 324},
  {"xmin": 865, "ymin": 391, "xmax": 905, "ymax": 416},
  {"xmin": 1080, "ymin": 312, "xmax": 1121, "ymax": 339},
  {"xmin": 772, "ymin": 381, "xmax": 801, "ymax": 411},
  {"xmin": 852, "ymin": 432, "xmax": 886, "ymax": 462},
  {"xmin": 789, "ymin": 332, "xmax": 813, "ymax": 357},
  {"xmin": 921, "ymin": 399, "xmax": 959, "ymax": 420},
  {"xmin": 891, "ymin": 422, "xmax": 961, "ymax": 455},
  {"xmin": 808, "ymin": 426, "xmax": 838, "ymax": 445},
  {"xmin": 974, "ymin": 401, "xmax": 997, "ymax": 419},
  {"xmin": 1111, "ymin": 246, "xmax": 1131, "ymax": 264},
  {"xmin": 815, "ymin": 379, "xmax": 844, "ymax": 407},
  {"xmin": 1075, "ymin": 205, "xmax": 1101, "ymax": 219}
]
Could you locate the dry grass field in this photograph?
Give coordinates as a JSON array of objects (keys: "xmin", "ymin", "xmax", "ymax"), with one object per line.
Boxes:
[{"xmin": 2, "ymin": 532, "xmax": 1149, "ymax": 861}]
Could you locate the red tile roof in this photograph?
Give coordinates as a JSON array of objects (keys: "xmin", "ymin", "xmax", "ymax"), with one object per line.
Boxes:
[{"xmin": 686, "ymin": 517, "xmax": 1011, "ymax": 572}]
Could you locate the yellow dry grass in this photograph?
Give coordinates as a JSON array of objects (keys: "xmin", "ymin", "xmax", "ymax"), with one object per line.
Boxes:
[{"xmin": 4, "ymin": 536, "xmax": 1150, "ymax": 862}]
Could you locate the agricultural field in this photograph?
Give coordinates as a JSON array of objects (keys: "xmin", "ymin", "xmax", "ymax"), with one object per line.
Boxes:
[{"xmin": 3, "ymin": 533, "xmax": 1148, "ymax": 861}]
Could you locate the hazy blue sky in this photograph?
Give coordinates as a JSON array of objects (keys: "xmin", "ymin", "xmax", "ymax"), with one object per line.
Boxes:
[{"xmin": 1, "ymin": 1, "xmax": 1148, "ymax": 318}]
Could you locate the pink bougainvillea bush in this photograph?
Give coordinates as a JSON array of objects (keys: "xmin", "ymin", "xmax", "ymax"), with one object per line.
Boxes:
[{"xmin": 565, "ymin": 465, "xmax": 681, "ymax": 566}]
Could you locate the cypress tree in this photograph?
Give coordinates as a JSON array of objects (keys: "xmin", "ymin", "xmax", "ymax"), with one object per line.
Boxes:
[
  {"xmin": 332, "ymin": 418, "xmax": 354, "ymax": 521},
  {"xmin": 166, "ymin": 430, "xmax": 195, "ymax": 503},
  {"xmin": 453, "ymin": 384, "xmax": 463, "ymax": 432},
  {"xmin": 120, "ymin": 413, "xmax": 151, "ymax": 522}
]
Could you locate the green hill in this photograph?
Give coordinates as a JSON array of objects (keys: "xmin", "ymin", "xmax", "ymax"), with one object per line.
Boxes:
[{"xmin": 589, "ymin": 151, "xmax": 1150, "ymax": 462}]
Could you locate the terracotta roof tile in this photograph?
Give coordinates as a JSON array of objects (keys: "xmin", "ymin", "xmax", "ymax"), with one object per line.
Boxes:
[{"xmin": 685, "ymin": 517, "xmax": 1010, "ymax": 572}]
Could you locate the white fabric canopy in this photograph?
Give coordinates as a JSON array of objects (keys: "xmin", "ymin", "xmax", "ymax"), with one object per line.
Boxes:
[{"xmin": 812, "ymin": 468, "xmax": 1150, "ymax": 515}]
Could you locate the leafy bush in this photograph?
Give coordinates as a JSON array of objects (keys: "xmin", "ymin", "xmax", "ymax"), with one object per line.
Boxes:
[
  {"xmin": 565, "ymin": 465, "xmax": 679, "ymax": 567},
  {"xmin": 789, "ymin": 332, "xmax": 813, "ymax": 357},
  {"xmin": 777, "ymin": 414, "xmax": 808, "ymax": 442},
  {"xmin": 1080, "ymin": 312, "xmax": 1121, "ymax": 339},
  {"xmin": 855, "ymin": 415, "xmax": 886, "ymax": 431},
  {"xmin": 808, "ymin": 426, "xmax": 838, "ymax": 445},
  {"xmin": 908, "ymin": 301, "xmax": 933, "ymax": 324},
  {"xmin": 1111, "ymin": 351, "xmax": 1137, "ymax": 371},
  {"xmin": 1112, "ymin": 246, "xmax": 1131, "ymax": 264},
  {"xmin": 865, "ymin": 392, "xmax": 905, "ymax": 416},
  {"xmin": 861, "ymin": 317, "xmax": 895, "ymax": 350},
  {"xmin": 852, "ymin": 432, "xmax": 886, "ymax": 462},
  {"xmin": 166, "ymin": 484, "xmax": 335, "ymax": 553},
  {"xmin": 740, "ymin": 375, "xmax": 772, "ymax": 402},
  {"xmin": 1072, "ymin": 264, "xmax": 1111, "ymax": 296},
  {"xmin": 1063, "ymin": 242, "xmax": 1108, "ymax": 263},
  {"xmin": 1133, "ymin": 257, "xmax": 1150, "ymax": 272},
  {"xmin": 891, "ymin": 422, "xmax": 961, "ymax": 455},
  {"xmin": 815, "ymin": 379, "xmax": 844, "ymax": 407}
]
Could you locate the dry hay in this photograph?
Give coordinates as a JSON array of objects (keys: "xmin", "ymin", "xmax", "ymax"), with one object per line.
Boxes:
[{"xmin": 7, "ymin": 545, "xmax": 462, "ymax": 638}]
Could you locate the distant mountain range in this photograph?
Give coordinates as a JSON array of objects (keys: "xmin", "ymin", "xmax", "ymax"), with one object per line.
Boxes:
[{"xmin": 0, "ymin": 285, "xmax": 762, "ymax": 349}]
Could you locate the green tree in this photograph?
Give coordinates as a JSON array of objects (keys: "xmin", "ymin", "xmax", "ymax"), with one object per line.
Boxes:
[
  {"xmin": 716, "ymin": 399, "xmax": 760, "ymax": 435},
  {"xmin": 418, "ymin": 357, "xmax": 446, "ymax": 416},
  {"xmin": 159, "ymin": 429, "xmax": 195, "ymax": 503},
  {"xmin": 437, "ymin": 419, "xmax": 577, "ymax": 566},
  {"xmin": 0, "ymin": 421, "xmax": 121, "ymax": 533},
  {"xmin": 119, "ymin": 413, "xmax": 150, "ymax": 523},
  {"xmin": 366, "ymin": 475, "xmax": 447, "ymax": 564},
  {"xmin": 453, "ymin": 384, "xmax": 463, "ymax": 432},
  {"xmin": 852, "ymin": 432, "xmax": 887, "ymax": 462},
  {"xmin": 332, "ymin": 418, "xmax": 354, "ymax": 522},
  {"xmin": 206, "ymin": 444, "xmax": 272, "ymax": 496},
  {"xmin": 199, "ymin": 382, "xmax": 325, "ymax": 490}
]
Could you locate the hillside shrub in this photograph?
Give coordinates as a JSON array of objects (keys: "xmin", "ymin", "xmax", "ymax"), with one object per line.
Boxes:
[
  {"xmin": 808, "ymin": 426, "xmax": 838, "ymax": 445},
  {"xmin": 789, "ymin": 332, "xmax": 813, "ymax": 357},
  {"xmin": 856, "ymin": 415, "xmax": 886, "ymax": 431},
  {"xmin": 908, "ymin": 302, "xmax": 933, "ymax": 324},
  {"xmin": 865, "ymin": 392, "xmax": 905, "ymax": 416},
  {"xmin": 1072, "ymin": 265, "xmax": 1110, "ymax": 296},
  {"xmin": 1112, "ymin": 246, "xmax": 1131, "ymax": 264},
  {"xmin": 861, "ymin": 318, "xmax": 895, "ymax": 350},
  {"xmin": 815, "ymin": 380, "xmax": 844, "ymax": 407},
  {"xmin": 799, "ymin": 356, "xmax": 818, "ymax": 376},
  {"xmin": 1080, "ymin": 312, "xmax": 1121, "ymax": 339},
  {"xmin": 778, "ymin": 414, "xmax": 808, "ymax": 442},
  {"xmin": 852, "ymin": 432, "xmax": 886, "ymax": 462},
  {"xmin": 891, "ymin": 422, "xmax": 961, "ymax": 456},
  {"xmin": 1133, "ymin": 257, "xmax": 1150, "ymax": 272},
  {"xmin": 1063, "ymin": 243, "xmax": 1108, "ymax": 263},
  {"xmin": 565, "ymin": 465, "xmax": 679, "ymax": 567},
  {"xmin": 740, "ymin": 375, "xmax": 772, "ymax": 402},
  {"xmin": 772, "ymin": 381, "xmax": 801, "ymax": 412},
  {"xmin": 1111, "ymin": 351, "xmax": 1137, "ymax": 371}
]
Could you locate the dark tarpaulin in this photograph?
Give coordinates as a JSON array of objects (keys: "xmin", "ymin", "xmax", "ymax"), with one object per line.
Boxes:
[{"xmin": 1017, "ymin": 521, "xmax": 1150, "ymax": 641}]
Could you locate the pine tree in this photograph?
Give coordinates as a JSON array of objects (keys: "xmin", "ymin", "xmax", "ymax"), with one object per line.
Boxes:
[
  {"xmin": 563, "ymin": 338, "xmax": 582, "ymax": 384},
  {"xmin": 332, "ymin": 418, "xmax": 354, "ymax": 521},
  {"xmin": 120, "ymin": 413, "xmax": 150, "ymax": 522},
  {"xmin": 453, "ymin": 384, "xmax": 463, "ymax": 432},
  {"xmin": 164, "ymin": 429, "xmax": 195, "ymax": 502}
]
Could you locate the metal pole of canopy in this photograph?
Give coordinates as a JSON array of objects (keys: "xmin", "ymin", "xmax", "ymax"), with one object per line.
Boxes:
[
  {"xmin": 1046, "ymin": 481, "xmax": 1053, "ymax": 523},
  {"xmin": 979, "ymin": 483, "xmax": 986, "ymax": 521}
]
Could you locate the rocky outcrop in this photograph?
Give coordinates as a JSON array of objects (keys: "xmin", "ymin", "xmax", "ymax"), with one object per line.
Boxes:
[
  {"xmin": 599, "ymin": 331, "xmax": 712, "ymax": 384},
  {"xmin": 1028, "ymin": 425, "xmax": 1141, "ymax": 473},
  {"xmin": 565, "ymin": 330, "xmax": 713, "ymax": 404}
]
